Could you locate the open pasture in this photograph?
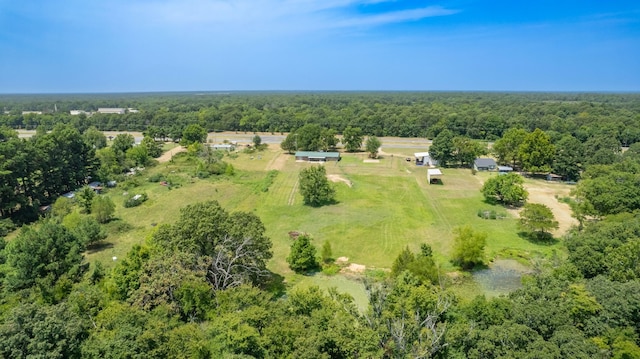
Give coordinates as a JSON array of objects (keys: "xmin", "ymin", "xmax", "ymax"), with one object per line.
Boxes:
[{"xmin": 87, "ymin": 144, "xmax": 571, "ymax": 298}]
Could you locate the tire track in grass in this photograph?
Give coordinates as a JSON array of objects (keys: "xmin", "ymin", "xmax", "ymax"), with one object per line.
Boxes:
[
  {"xmin": 415, "ymin": 175, "xmax": 452, "ymax": 232},
  {"xmin": 287, "ymin": 179, "xmax": 299, "ymax": 206}
]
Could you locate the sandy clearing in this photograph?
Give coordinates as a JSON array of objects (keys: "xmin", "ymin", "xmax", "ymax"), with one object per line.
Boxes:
[
  {"xmin": 157, "ymin": 146, "xmax": 186, "ymax": 163},
  {"xmin": 327, "ymin": 174, "xmax": 352, "ymax": 187},
  {"xmin": 474, "ymin": 174, "xmax": 577, "ymax": 235},
  {"xmin": 525, "ymin": 184, "xmax": 577, "ymax": 235}
]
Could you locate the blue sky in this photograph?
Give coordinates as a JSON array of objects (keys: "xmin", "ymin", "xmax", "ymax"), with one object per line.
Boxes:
[{"xmin": 0, "ymin": 0, "xmax": 639, "ymax": 92}]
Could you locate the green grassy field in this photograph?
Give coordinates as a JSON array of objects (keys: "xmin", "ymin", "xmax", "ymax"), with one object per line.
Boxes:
[{"xmin": 85, "ymin": 145, "xmax": 568, "ymax": 299}]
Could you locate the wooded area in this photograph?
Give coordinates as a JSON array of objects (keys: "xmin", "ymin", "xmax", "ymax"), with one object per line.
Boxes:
[{"xmin": 1, "ymin": 92, "xmax": 640, "ymax": 358}]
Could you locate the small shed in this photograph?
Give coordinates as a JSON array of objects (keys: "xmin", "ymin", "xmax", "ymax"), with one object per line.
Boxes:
[
  {"xmin": 498, "ymin": 166, "xmax": 513, "ymax": 173},
  {"xmin": 295, "ymin": 151, "xmax": 341, "ymax": 162},
  {"xmin": 414, "ymin": 152, "xmax": 438, "ymax": 167},
  {"xmin": 427, "ymin": 168, "xmax": 443, "ymax": 184},
  {"xmin": 474, "ymin": 158, "xmax": 497, "ymax": 171}
]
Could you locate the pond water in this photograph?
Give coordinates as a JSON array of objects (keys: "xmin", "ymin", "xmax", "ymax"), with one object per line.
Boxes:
[{"xmin": 472, "ymin": 259, "xmax": 533, "ymax": 297}]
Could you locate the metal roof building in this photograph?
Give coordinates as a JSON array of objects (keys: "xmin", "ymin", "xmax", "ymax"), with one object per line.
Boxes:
[{"xmin": 295, "ymin": 151, "xmax": 341, "ymax": 162}]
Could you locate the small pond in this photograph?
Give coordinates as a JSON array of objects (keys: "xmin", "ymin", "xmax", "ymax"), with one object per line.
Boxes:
[{"xmin": 472, "ymin": 259, "xmax": 533, "ymax": 297}]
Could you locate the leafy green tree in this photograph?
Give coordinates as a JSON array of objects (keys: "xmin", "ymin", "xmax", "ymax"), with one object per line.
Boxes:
[
  {"xmin": 430, "ymin": 129, "xmax": 455, "ymax": 166},
  {"xmin": 81, "ymin": 302, "xmax": 175, "ymax": 358},
  {"xmin": 518, "ymin": 128, "xmax": 555, "ymax": 173},
  {"xmin": 342, "ymin": 126, "xmax": 364, "ymax": 152},
  {"xmin": 0, "ymin": 302, "xmax": 90, "ymax": 359},
  {"xmin": 391, "ymin": 245, "xmax": 439, "ymax": 284},
  {"xmin": 298, "ymin": 165, "xmax": 335, "ymax": 206},
  {"xmin": 365, "ymin": 136, "xmax": 381, "ymax": 158},
  {"xmin": 572, "ymin": 163, "xmax": 640, "ymax": 216},
  {"xmin": 584, "ymin": 135, "xmax": 621, "ymax": 165},
  {"xmin": 107, "ymin": 244, "xmax": 152, "ymax": 300},
  {"xmin": 365, "ymin": 271, "xmax": 452, "ymax": 357},
  {"xmin": 4, "ymin": 221, "xmax": 84, "ymax": 290},
  {"xmin": 481, "ymin": 172, "xmax": 528, "ymax": 206},
  {"xmin": 553, "ymin": 135, "xmax": 584, "ymax": 181},
  {"xmin": 451, "ymin": 225, "xmax": 486, "ymax": 270},
  {"xmin": 111, "ymin": 133, "xmax": 134, "ymax": 159},
  {"xmin": 91, "ymin": 195, "xmax": 115, "ymax": 224},
  {"xmin": 130, "ymin": 251, "xmax": 210, "ymax": 316},
  {"xmin": 151, "ymin": 201, "xmax": 273, "ymax": 290},
  {"xmin": 83, "ymin": 126, "xmax": 107, "ymax": 149},
  {"xmin": 295, "ymin": 124, "xmax": 325, "ymax": 151},
  {"xmin": 51, "ymin": 196, "xmax": 74, "ymax": 219},
  {"xmin": 492, "ymin": 128, "xmax": 527, "ymax": 167},
  {"xmin": 252, "ymin": 134, "xmax": 262, "ymax": 148},
  {"xmin": 72, "ymin": 215, "xmax": 107, "ymax": 246},
  {"xmin": 452, "ymin": 136, "xmax": 487, "ymax": 167},
  {"xmin": 181, "ymin": 124, "xmax": 207, "ymax": 146},
  {"xmin": 287, "ymin": 234, "xmax": 319, "ymax": 273},
  {"xmin": 141, "ymin": 135, "xmax": 162, "ymax": 158},
  {"xmin": 322, "ymin": 128, "xmax": 339, "ymax": 150},
  {"xmin": 95, "ymin": 147, "xmax": 122, "ymax": 180},
  {"xmin": 519, "ymin": 203, "xmax": 559, "ymax": 240},
  {"xmin": 566, "ymin": 213, "xmax": 640, "ymax": 278},
  {"xmin": 606, "ymin": 239, "xmax": 640, "ymax": 282},
  {"xmin": 77, "ymin": 186, "xmax": 95, "ymax": 214},
  {"xmin": 126, "ymin": 145, "xmax": 149, "ymax": 167},
  {"xmin": 280, "ymin": 132, "xmax": 297, "ymax": 153},
  {"xmin": 391, "ymin": 246, "xmax": 415, "ymax": 277}
]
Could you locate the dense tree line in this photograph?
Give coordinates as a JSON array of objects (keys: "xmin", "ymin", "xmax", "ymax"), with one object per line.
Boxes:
[
  {"xmin": 2, "ymin": 92, "xmax": 639, "ymax": 144},
  {"xmin": 0, "ymin": 125, "xmax": 96, "ymax": 222}
]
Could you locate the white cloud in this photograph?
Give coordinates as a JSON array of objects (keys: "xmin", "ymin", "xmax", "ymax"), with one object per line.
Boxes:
[{"xmin": 119, "ymin": 0, "xmax": 458, "ymax": 35}]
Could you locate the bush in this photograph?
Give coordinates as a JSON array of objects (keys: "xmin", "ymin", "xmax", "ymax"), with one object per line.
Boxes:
[
  {"xmin": 478, "ymin": 209, "xmax": 506, "ymax": 220},
  {"xmin": 124, "ymin": 193, "xmax": 148, "ymax": 208},
  {"xmin": 0, "ymin": 218, "xmax": 16, "ymax": 237},
  {"xmin": 92, "ymin": 196, "xmax": 116, "ymax": 224},
  {"xmin": 122, "ymin": 178, "xmax": 141, "ymax": 190},
  {"xmin": 321, "ymin": 264, "xmax": 340, "ymax": 276},
  {"xmin": 148, "ymin": 173, "xmax": 165, "ymax": 183}
]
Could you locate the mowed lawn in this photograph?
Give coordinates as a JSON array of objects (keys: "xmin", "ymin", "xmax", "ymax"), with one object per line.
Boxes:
[{"xmin": 87, "ymin": 146, "xmax": 565, "ymax": 289}]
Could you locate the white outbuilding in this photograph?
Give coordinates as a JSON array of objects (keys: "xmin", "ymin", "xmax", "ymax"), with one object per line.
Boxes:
[{"xmin": 427, "ymin": 168, "xmax": 443, "ymax": 184}]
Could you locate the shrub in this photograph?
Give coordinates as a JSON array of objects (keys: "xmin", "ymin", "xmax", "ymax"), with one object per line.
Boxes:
[
  {"xmin": 148, "ymin": 173, "xmax": 165, "ymax": 183},
  {"xmin": 0, "ymin": 218, "xmax": 16, "ymax": 237},
  {"xmin": 124, "ymin": 193, "xmax": 148, "ymax": 208}
]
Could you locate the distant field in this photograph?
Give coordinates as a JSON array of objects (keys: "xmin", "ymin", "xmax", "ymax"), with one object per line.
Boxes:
[{"xmin": 86, "ymin": 145, "xmax": 571, "ymax": 300}]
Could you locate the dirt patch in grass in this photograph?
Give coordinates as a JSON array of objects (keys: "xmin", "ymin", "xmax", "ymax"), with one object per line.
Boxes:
[
  {"xmin": 157, "ymin": 146, "xmax": 186, "ymax": 163},
  {"xmin": 341, "ymin": 263, "xmax": 366, "ymax": 274},
  {"xmin": 327, "ymin": 174, "xmax": 352, "ymax": 187},
  {"xmin": 525, "ymin": 184, "xmax": 577, "ymax": 235},
  {"xmin": 266, "ymin": 151, "xmax": 287, "ymax": 171}
]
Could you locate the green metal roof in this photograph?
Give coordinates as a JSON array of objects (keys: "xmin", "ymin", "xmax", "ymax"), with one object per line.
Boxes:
[{"xmin": 295, "ymin": 151, "xmax": 341, "ymax": 158}]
